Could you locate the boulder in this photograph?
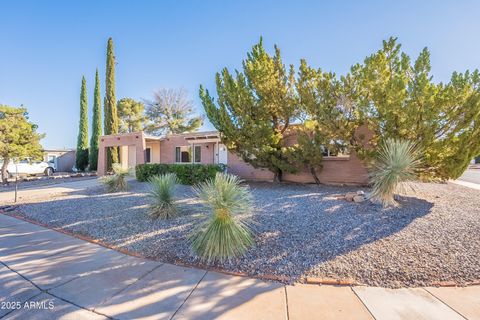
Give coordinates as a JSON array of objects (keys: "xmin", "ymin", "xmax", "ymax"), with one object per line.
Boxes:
[
  {"xmin": 353, "ymin": 195, "xmax": 365, "ymax": 203},
  {"xmin": 345, "ymin": 192, "xmax": 357, "ymax": 201}
]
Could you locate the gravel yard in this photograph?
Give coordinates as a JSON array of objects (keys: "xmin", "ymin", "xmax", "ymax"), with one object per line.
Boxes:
[
  {"xmin": 0, "ymin": 175, "xmax": 96, "ymax": 192},
  {"xmin": 9, "ymin": 180, "xmax": 480, "ymax": 288}
]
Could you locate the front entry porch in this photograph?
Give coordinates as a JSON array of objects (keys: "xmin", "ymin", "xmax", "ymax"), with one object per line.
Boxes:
[
  {"xmin": 97, "ymin": 131, "xmax": 226, "ymax": 176},
  {"xmin": 97, "ymin": 132, "xmax": 153, "ymax": 176}
]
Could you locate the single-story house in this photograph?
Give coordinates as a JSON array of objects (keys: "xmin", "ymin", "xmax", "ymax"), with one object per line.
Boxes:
[
  {"xmin": 43, "ymin": 149, "xmax": 76, "ymax": 172},
  {"xmin": 97, "ymin": 127, "xmax": 371, "ymax": 185}
]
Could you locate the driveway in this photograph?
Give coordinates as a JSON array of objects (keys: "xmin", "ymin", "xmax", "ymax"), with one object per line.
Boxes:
[
  {"xmin": 459, "ymin": 168, "xmax": 480, "ymax": 184},
  {"xmin": 451, "ymin": 168, "xmax": 480, "ymax": 190},
  {"xmin": 0, "ymin": 178, "xmax": 100, "ymax": 205},
  {"xmin": 1, "ymin": 214, "xmax": 479, "ymax": 319}
]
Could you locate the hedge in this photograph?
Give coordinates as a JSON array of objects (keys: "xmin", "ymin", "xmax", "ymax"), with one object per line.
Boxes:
[{"xmin": 135, "ymin": 163, "xmax": 227, "ymax": 185}]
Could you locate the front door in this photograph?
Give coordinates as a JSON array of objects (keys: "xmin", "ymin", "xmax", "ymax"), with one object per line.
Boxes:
[
  {"xmin": 218, "ymin": 144, "xmax": 228, "ymax": 165},
  {"xmin": 146, "ymin": 148, "xmax": 151, "ymax": 163}
]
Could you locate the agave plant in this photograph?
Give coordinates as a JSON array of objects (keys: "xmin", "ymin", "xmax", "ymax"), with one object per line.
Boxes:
[
  {"xmin": 102, "ymin": 163, "xmax": 130, "ymax": 192},
  {"xmin": 147, "ymin": 173, "xmax": 179, "ymax": 219},
  {"xmin": 370, "ymin": 138, "xmax": 422, "ymax": 207},
  {"xmin": 190, "ymin": 172, "xmax": 254, "ymax": 262}
]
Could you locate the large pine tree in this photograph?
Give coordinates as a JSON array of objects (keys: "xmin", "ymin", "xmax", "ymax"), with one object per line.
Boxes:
[
  {"xmin": 104, "ymin": 37, "xmax": 119, "ymax": 169},
  {"xmin": 76, "ymin": 76, "xmax": 89, "ymax": 171},
  {"xmin": 200, "ymin": 39, "xmax": 298, "ymax": 182},
  {"xmin": 89, "ymin": 69, "xmax": 102, "ymax": 171}
]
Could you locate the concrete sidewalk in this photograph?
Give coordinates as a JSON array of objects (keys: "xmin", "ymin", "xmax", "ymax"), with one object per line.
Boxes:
[{"xmin": 0, "ymin": 214, "xmax": 479, "ymax": 320}]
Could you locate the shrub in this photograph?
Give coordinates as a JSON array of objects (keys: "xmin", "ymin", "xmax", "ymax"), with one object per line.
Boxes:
[
  {"xmin": 102, "ymin": 163, "xmax": 130, "ymax": 192},
  {"xmin": 370, "ymin": 138, "xmax": 422, "ymax": 207},
  {"xmin": 147, "ymin": 173, "xmax": 179, "ymax": 219},
  {"xmin": 135, "ymin": 163, "xmax": 226, "ymax": 185},
  {"xmin": 190, "ymin": 172, "xmax": 254, "ymax": 262}
]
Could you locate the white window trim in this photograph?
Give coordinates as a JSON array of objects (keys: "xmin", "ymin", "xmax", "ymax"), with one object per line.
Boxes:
[
  {"xmin": 175, "ymin": 146, "xmax": 192, "ymax": 164},
  {"xmin": 193, "ymin": 145, "xmax": 201, "ymax": 163}
]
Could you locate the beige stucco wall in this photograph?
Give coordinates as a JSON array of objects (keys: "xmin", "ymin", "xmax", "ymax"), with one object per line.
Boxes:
[
  {"xmin": 146, "ymin": 141, "xmax": 161, "ymax": 163},
  {"xmin": 226, "ymin": 151, "xmax": 368, "ymax": 185},
  {"xmin": 97, "ymin": 132, "xmax": 146, "ymax": 175},
  {"xmin": 159, "ymin": 135, "xmax": 216, "ymax": 164},
  {"xmin": 226, "ymin": 125, "xmax": 372, "ymax": 185},
  {"xmin": 97, "ymin": 126, "xmax": 372, "ymax": 185},
  {"xmin": 226, "ymin": 152, "xmax": 275, "ymax": 181}
]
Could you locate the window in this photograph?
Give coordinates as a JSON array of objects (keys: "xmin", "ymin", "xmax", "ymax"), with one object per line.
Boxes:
[
  {"xmin": 146, "ymin": 148, "xmax": 151, "ymax": 163},
  {"xmin": 175, "ymin": 146, "xmax": 191, "ymax": 163},
  {"xmin": 194, "ymin": 145, "xmax": 201, "ymax": 163},
  {"xmin": 321, "ymin": 144, "xmax": 350, "ymax": 157}
]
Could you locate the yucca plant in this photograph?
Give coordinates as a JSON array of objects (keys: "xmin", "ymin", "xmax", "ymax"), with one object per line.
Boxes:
[
  {"xmin": 370, "ymin": 138, "xmax": 422, "ymax": 207},
  {"xmin": 147, "ymin": 173, "xmax": 179, "ymax": 219},
  {"xmin": 102, "ymin": 163, "xmax": 130, "ymax": 192},
  {"xmin": 190, "ymin": 172, "xmax": 254, "ymax": 262}
]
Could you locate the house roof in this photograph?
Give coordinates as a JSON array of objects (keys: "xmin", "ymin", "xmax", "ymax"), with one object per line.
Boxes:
[
  {"xmin": 100, "ymin": 130, "xmax": 221, "ymax": 142},
  {"xmin": 166, "ymin": 130, "xmax": 219, "ymax": 138},
  {"xmin": 43, "ymin": 149, "xmax": 76, "ymax": 152}
]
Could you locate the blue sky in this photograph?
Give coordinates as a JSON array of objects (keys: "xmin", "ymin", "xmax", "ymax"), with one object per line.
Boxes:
[{"xmin": 1, "ymin": 1, "xmax": 479, "ymax": 149}]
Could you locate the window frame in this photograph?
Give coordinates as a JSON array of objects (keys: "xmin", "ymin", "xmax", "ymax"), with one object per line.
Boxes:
[
  {"xmin": 193, "ymin": 145, "xmax": 201, "ymax": 163},
  {"xmin": 175, "ymin": 146, "xmax": 192, "ymax": 163}
]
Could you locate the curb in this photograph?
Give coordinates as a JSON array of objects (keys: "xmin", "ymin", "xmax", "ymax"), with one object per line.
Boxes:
[{"xmin": 2, "ymin": 211, "xmax": 479, "ymax": 289}]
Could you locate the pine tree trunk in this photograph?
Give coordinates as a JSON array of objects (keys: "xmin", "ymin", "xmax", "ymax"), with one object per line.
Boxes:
[
  {"xmin": 273, "ymin": 169, "xmax": 283, "ymax": 183},
  {"xmin": 1, "ymin": 157, "xmax": 9, "ymax": 185},
  {"xmin": 310, "ymin": 167, "xmax": 321, "ymax": 185}
]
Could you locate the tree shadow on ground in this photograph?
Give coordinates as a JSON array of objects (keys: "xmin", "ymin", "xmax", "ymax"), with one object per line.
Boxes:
[
  {"xmin": 232, "ymin": 182, "xmax": 434, "ymax": 281},
  {"xmin": 4, "ymin": 180, "xmax": 437, "ymax": 319},
  {"xmin": 14, "ymin": 181, "xmax": 434, "ymax": 281}
]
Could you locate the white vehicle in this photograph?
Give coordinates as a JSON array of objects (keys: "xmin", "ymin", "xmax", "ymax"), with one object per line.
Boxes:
[{"xmin": 1, "ymin": 158, "xmax": 56, "ymax": 177}]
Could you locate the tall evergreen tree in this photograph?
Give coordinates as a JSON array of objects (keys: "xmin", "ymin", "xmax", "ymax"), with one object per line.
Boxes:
[
  {"xmin": 104, "ymin": 37, "xmax": 119, "ymax": 169},
  {"xmin": 76, "ymin": 76, "xmax": 89, "ymax": 171},
  {"xmin": 200, "ymin": 39, "xmax": 298, "ymax": 182},
  {"xmin": 89, "ymin": 69, "xmax": 102, "ymax": 171},
  {"xmin": 348, "ymin": 37, "xmax": 480, "ymax": 180},
  {"xmin": 117, "ymin": 98, "xmax": 145, "ymax": 133}
]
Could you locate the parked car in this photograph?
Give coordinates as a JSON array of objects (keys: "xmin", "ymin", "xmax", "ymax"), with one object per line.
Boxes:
[{"xmin": 1, "ymin": 158, "xmax": 56, "ymax": 177}]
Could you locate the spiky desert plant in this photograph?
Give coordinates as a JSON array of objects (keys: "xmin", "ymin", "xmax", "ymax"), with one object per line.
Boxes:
[
  {"xmin": 102, "ymin": 163, "xmax": 130, "ymax": 192},
  {"xmin": 190, "ymin": 173, "xmax": 254, "ymax": 262},
  {"xmin": 147, "ymin": 173, "xmax": 179, "ymax": 219},
  {"xmin": 370, "ymin": 138, "xmax": 422, "ymax": 207}
]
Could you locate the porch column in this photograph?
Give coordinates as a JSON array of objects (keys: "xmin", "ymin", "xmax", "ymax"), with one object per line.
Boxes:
[
  {"xmin": 97, "ymin": 146, "xmax": 106, "ymax": 176},
  {"xmin": 215, "ymin": 141, "xmax": 219, "ymax": 164},
  {"xmin": 191, "ymin": 143, "xmax": 195, "ymax": 163},
  {"xmin": 135, "ymin": 133, "xmax": 146, "ymax": 166}
]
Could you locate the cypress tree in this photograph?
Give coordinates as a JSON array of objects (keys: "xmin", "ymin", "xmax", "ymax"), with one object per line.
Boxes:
[
  {"xmin": 76, "ymin": 76, "xmax": 89, "ymax": 171},
  {"xmin": 89, "ymin": 69, "xmax": 102, "ymax": 171},
  {"xmin": 104, "ymin": 37, "xmax": 119, "ymax": 170}
]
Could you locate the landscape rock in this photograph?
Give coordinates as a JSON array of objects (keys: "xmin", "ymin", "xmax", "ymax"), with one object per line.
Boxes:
[
  {"xmin": 345, "ymin": 192, "xmax": 357, "ymax": 201},
  {"xmin": 353, "ymin": 195, "xmax": 365, "ymax": 203},
  {"xmin": 10, "ymin": 181, "xmax": 480, "ymax": 288}
]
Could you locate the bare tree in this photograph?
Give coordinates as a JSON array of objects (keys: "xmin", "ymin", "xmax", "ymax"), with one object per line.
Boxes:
[{"xmin": 144, "ymin": 88, "xmax": 203, "ymax": 136}]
